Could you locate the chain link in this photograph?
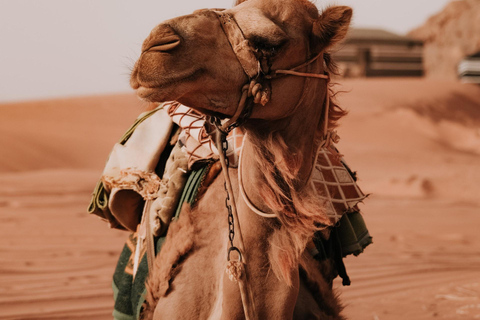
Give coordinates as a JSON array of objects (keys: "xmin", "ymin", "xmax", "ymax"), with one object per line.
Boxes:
[{"xmin": 220, "ymin": 132, "xmax": 236, "ymax": 249}]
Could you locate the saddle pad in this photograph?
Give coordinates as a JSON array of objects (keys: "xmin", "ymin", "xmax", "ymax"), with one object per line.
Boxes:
[{"xmin": 311, "ymin": 146, "xmax": 367, "ymax": 224}]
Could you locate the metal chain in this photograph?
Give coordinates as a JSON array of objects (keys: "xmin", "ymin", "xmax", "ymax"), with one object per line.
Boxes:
[
  {"xmin": 210, "ymin": 120, "xmax": 256, "ymax": 320},
  {"xmin": 220, "ymin": 132, "xmax": 236, "ymax": 250}
]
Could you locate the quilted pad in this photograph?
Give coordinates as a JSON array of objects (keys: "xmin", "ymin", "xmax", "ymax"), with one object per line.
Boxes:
[{"xmin": 311, "ymin": 146, "xmax": 367, "ymax": 224}]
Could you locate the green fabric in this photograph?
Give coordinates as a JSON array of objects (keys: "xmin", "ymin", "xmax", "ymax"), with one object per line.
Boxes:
[
  {"xmin": 173, "ymin": 164, "xmax": 209, "ymax": 218},
  {"xmin": 314, "ymin": 211, "xmax": 372, "ymax": 260},
  {"xmin": 87, "ymin": 180, "xmax": 109, "ymax": 216},
  {"xmin": 339, "ymin": 211, "xmax": 372, "ymax": 256},
  {"xmin": 113, "ymin": 309, "xmax": 135, "ymax": 320},
  {"xmin": 112, "ymin": 164, "xmax": 210, "ymax": 320},
  {"xmin": 118, "ymin": 108, "xmax": 163, "ymax": 146},
  {"xmin": 112, "ymin": 235, "xmax": 138, "ymax": 318},
  {"xmin": 313, "ymin": 211, "xmax": 372, "ymax": 286}
]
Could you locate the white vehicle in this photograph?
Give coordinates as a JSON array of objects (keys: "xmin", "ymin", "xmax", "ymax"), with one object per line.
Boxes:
[{"xmin": 458, "ymin": 51, "xmax": 480, "ymax": 84}]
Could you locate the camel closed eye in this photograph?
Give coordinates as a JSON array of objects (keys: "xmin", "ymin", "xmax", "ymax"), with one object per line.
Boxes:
[{"xmin": 249, "ymin": 35, "xmax": 287, "ymax": 56}]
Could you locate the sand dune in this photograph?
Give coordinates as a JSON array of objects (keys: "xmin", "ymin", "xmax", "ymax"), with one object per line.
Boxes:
[
  {"xmin": 0, "ymin": 169, "xmax": 126, "ymax": 319},
  {"xmin": 1, "ymin": 79, "xmax": 479, "ymax": 319},
  {"xmin": 335, "ymin": 78, "xmax": 480, "ymax": 205},
  {"xmin": 0, "ymin": 94, "xmax": 143, "ymax": 172},
  {"xmin": 332, "ymin": 78, "xmax": 480, "ymax": 319}
]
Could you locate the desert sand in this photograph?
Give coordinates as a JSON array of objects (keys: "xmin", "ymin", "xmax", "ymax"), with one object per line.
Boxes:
[{"xmin": 1, "ymin": 79, "xmax": 479, "ymax": 319}]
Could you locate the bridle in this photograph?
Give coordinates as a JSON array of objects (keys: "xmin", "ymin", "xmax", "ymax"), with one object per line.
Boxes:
[
  {"xmin": 211, "ymin": 10, "xmax": 330, "ymax": 134},
  {"xmin": 207, "ymin": 9, "xmax": 333, "ymax": 320}
]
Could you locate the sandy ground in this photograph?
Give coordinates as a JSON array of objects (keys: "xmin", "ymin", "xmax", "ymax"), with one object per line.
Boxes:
[{"xmin": 1, "ymin": 79, "xmax": 479, "ymax": 319}]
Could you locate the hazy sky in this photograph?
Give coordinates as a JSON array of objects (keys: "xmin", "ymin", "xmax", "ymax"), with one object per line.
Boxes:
[{"xmin": 0, "ymin": 0, "xmax": 452, "ymax": 103}]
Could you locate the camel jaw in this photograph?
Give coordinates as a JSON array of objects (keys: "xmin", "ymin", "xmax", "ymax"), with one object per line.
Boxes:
[
  {"xmin": 135, "ymin": 86, "xmax": 171, "ymax": 103},
  {"xmin": 133, "ymin": 83, "xmax": 234, "ymax": 121},
  {"xmin": 131, "ymin": 67, "xmax": 204, "ymax": 103}
]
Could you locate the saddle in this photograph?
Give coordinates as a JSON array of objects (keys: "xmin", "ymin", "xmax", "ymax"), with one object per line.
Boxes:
[
  {"xmin": 87, "ymin": 104, "xmax": 372, "ymax": 318},
  {"xmin": 88, "ymin": 102, "xmax": 371, "ymax": 279}
]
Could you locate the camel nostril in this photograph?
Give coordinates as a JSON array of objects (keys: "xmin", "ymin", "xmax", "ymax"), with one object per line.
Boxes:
[
  {"xmin": 142, "ymin": 24, "xmax": 182, "ymax": 52},
  {"xmin": 147, "ymin": 35, "xmax": 181, "ymax": 52}
]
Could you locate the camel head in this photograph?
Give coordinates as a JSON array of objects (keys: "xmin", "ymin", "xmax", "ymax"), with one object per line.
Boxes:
[{"xmin": 130, "ymin": 0, "xmax": 352, "ymax": 120}]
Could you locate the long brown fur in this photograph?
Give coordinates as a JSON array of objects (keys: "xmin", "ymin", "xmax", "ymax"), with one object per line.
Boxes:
[
  {"xmin": 245, "ymin": 52, "xmax": 346, "ymax": 286},
  {"xmin": 142, "ymin": 205, "xmax": 195, "ymax": 319},
  {"xmin": 248, "ymin": 130, "xmax": 328, "ymax": 286},
  {"xmin": 299, "ymin": 254, "xmax": 345, "ymax": 319}
]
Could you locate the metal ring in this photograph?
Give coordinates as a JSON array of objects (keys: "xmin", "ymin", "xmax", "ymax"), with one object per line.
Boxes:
[{"xmin": 227, "ymin": 247, "xmax": 242, "ymax": 262}]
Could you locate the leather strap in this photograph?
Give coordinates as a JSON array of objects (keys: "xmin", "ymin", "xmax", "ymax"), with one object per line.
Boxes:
[{"xmin": 215, "ymin": 11, "xmax": 259, "ymax": 79}]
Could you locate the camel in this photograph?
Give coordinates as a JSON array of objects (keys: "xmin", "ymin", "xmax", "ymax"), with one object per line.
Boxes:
[{"xmin": 129, "ymin": 0, "xmax": 353, "ymax": 318}]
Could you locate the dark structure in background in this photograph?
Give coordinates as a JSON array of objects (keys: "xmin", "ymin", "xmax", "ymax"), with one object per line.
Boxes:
[
  {"xmin": 458, "ymin": 51, "xmax": 480, "ymax": 84},
  {"xmin": 334, "ymin": 28, "xmax": 424, "ymax": 77}
]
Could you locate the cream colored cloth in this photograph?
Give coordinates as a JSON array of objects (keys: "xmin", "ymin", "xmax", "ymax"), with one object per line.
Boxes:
[
  {"xmin": 149, "ymin": 143, "xmax": 188, "ymax": 236},
  {"xmin": 102, "ymin": 106, "xmax": 174, "ymax": 231}
]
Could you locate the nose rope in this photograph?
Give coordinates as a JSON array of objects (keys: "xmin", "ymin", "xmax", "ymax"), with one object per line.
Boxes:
[
  {"xmin": 215, "ymin": 11, "xmax": 260, "ymax": 80},
  {"xmin": 274, "ymin": 69, "xmax": 329, "ymax": 79}
]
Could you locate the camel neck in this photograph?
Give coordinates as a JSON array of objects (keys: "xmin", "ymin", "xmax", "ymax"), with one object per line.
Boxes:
[
  {"xmin": 244, "ymin": 114, "xmax": 321, "ymax": 190},
  {"xmin": 243, "ymin": 87, "xmax": 327, "ymax": 187},
  {"xmin": 238, "ymin": 56, "xmax": 329, "ymax": 216}
]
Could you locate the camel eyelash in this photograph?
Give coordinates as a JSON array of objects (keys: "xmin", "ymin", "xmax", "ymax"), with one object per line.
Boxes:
[{"xmin": 249, "ymin": 35, "xmax": 286, "ymax": 54}]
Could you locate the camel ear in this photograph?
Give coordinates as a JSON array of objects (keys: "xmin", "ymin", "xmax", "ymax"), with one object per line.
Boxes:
[
  {"xmin": 312, "ymin": 6, "xmax": 352, "ymax": 50},
  {"xmin": 234, "ymin": 0, "xmax": 248, "ymax": 5}
]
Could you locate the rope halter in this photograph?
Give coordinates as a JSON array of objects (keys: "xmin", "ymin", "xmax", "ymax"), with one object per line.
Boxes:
[{"xmin": 212, "ymin": 10, "xmax": 330, "ymax": 135}]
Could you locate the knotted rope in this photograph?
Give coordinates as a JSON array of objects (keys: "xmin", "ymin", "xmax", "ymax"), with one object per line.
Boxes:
[{"xmin": 219, "ymin": 79, "xmax": 270, "ymax": 133}]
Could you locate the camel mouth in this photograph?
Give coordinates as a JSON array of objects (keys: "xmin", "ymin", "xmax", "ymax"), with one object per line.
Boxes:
[
  {"xmin": 133, "ymin": 68, "xmax": 204, "ymax": 102},
  {"xmin": 135, "ymin": 86, "xmax": 163, "ymax": 101}
]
